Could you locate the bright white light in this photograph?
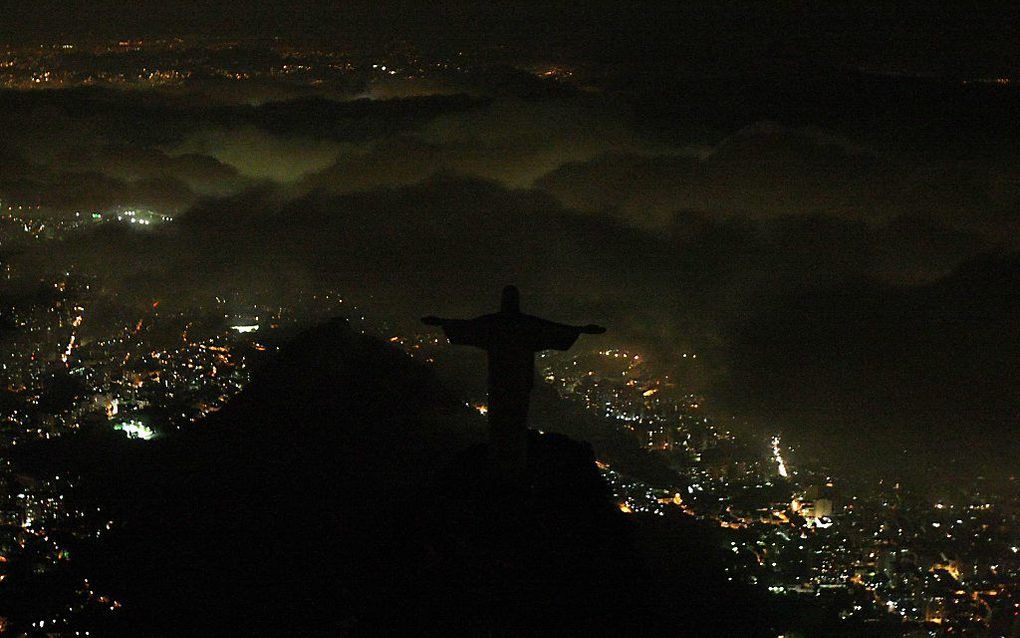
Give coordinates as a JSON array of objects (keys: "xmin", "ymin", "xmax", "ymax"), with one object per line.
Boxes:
[
  {"xmin": 113, "ymin": 420, "xmax": 155, "ymax": 440},
  {"xmin": 231, "ymin": 324, "xmax": 259, "ymax": 333},
  {"xmin": 771, "ymin": 435, "xmax": 789, "ymax": 478}
]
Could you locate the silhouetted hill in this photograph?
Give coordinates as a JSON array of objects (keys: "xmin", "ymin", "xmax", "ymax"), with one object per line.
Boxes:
[{"xmin": 14, "ymin": 318, "xmax": 773, "ymax": 636}]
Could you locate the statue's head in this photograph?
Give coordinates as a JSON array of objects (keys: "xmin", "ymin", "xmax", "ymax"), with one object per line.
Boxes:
[{"xmin": 501, "ymin": 285, "xmax": 521, "ymax": 313}]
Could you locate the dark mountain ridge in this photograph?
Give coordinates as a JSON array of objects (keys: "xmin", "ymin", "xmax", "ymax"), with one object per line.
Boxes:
[{"xmin": 13, "ymin": 318, "xmax": 770, "ymax": 636}]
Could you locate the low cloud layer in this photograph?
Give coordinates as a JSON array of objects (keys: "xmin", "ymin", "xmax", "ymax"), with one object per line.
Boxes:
[{"xmin": 3, "ymin": 78, "xmax": 1018, "ymax": 482}]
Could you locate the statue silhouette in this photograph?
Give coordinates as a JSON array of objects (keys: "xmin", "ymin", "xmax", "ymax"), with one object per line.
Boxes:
[{"xmin": 423, "ymin": 286, "xmax": 606, "ymax": 479}]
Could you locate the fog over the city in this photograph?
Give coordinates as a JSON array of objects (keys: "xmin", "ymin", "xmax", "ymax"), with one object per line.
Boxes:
[{"xmin": 2, "ymin": 69, "xmax": 1018, "ymax": 482}]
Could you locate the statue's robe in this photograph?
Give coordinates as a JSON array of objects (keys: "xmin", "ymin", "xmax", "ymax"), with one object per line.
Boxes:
[{"xmin": 436, "ymin": 312, "xmax": 587, "ymax": 477}]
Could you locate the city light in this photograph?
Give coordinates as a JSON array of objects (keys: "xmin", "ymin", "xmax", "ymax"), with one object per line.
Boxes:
[{"xmin": 112, "ymin": 420, "xmax": 156, "ymax": 440}]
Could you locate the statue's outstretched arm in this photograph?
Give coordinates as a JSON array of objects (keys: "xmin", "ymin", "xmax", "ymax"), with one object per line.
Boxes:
[
  {"xmin": 530, "ymin": 316, "xmax": 606, "ymax": 351},
  {"xmin": 421, "ymin": 316, "xmax": 489, "ymax": 347},
  {"xmin": 535, "ymin": 317, "xmax": 606, "ymax": 335},
  {"xmin": 422, "ymin": 315, "xmax": 474, "ymax": 326}
]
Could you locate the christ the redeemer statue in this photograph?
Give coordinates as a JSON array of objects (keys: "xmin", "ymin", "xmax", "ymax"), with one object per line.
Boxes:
[{"xmin": 422, "ymin": 285, "xmax": 605, "ymax": 479}]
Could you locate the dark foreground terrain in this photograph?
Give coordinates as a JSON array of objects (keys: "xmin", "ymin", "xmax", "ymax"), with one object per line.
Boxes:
[{"xmin": 14, "ymin": 319, "xmax": 771, "ymax": 636}]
